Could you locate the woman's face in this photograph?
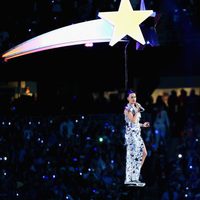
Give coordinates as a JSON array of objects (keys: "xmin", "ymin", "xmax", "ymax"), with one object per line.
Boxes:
[{"xmin": 127, "ymin": 92, "xmax": 136, "ymax": 104}]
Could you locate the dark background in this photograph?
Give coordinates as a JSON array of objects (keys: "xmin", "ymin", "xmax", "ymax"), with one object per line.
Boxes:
[{"xmin": 0, "ymin": 0, "xmax": 200, "ymax": 91}]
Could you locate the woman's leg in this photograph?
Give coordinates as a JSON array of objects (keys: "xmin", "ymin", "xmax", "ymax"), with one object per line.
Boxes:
[{"xmin": 141, "ymin": 143, "xmax": 147, "ymax": 167}]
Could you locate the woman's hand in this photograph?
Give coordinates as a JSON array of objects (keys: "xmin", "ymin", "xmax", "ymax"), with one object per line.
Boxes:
[{"xmin": 143, "ymin": 122, "xmax": 150, "ymax": 127}]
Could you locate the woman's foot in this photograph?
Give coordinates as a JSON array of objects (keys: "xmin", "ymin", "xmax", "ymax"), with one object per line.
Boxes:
[{"xmin": 124, "ymin": 180, "xmax": 145, "ymax": 187}]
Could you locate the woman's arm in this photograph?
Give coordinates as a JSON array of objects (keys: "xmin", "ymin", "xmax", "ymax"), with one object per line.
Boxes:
[{"xmin": 124, "ymin": 110, "xmax": 137, "ymax": 123}]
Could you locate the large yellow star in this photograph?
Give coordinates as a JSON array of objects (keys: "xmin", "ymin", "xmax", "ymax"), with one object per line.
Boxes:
[{"xmin": 98, "ymin": 0, "xmax": 153, "ymax": 46}]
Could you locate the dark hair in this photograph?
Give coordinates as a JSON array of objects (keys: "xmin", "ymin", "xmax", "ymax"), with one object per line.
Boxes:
[{"xmin": 125, "ymin": 89, "xmax": 136, "ymax": 98}]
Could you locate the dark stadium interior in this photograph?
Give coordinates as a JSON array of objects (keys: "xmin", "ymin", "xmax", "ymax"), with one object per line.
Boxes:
[{"xmin": 0, "ymin": 0, "xmax": 200, "ymax": 199}]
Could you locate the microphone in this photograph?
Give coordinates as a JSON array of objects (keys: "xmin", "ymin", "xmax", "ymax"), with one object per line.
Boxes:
[{"xmin": 136, "ymin": 103, "xmax": 145, "ymax": 112}]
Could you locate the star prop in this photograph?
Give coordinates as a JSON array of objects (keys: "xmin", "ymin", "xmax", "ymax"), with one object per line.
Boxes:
[
  {"xmin": 99, "ymin": 0, "xmax": 153, "ymax": 46},
  {"xmin": 1, "ymin": 0, "xmax": 153, "ymax": 61}
]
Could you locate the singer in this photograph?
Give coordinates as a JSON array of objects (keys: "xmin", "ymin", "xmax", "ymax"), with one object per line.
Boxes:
[{"xmin": 124, "ymin": 89, "xmax": 150, "ymax": 187}]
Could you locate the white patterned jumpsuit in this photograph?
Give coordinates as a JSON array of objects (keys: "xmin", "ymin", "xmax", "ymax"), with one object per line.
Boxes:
[{"xmin": 124, "ymin": 103, "xmax": 145, "ymax": 183}]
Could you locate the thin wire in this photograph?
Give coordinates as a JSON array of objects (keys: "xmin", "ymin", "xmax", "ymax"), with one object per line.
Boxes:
[{"xmin": 124, "ymin": 40, "xmax": 130, "ymax": 91}]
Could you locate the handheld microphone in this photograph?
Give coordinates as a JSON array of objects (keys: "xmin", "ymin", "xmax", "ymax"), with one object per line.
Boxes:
[{"xmin": 136, "ymin": 103, "xmax": 145, "ymax": 112}]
